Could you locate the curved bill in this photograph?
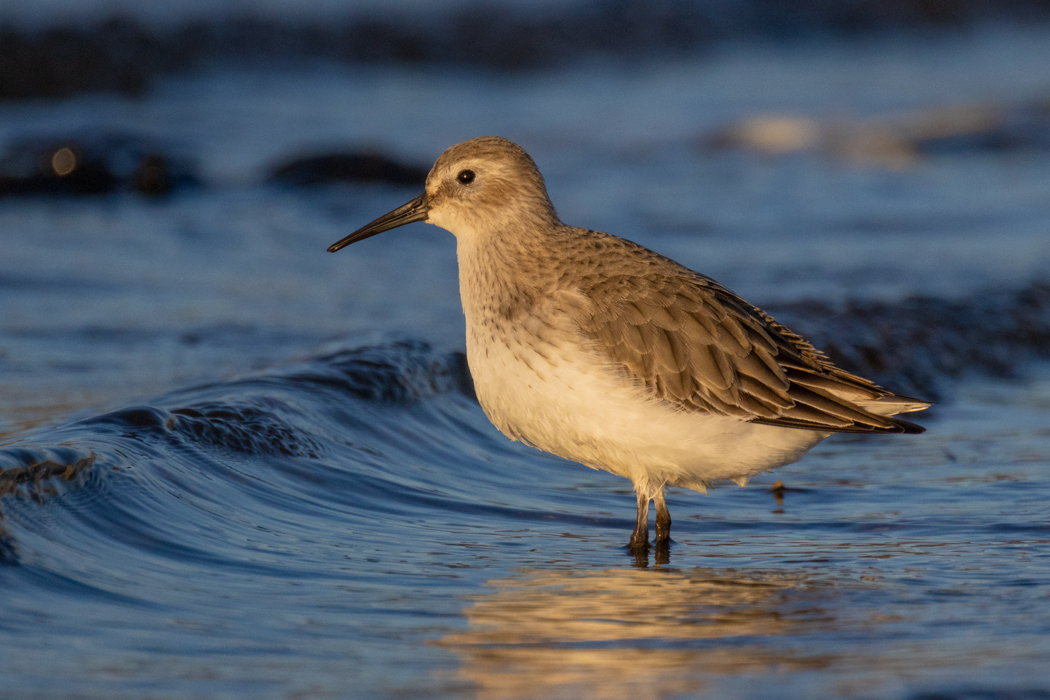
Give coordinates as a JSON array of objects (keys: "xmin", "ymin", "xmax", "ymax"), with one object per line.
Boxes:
[{"xmin": 327, "ymin": 193, "xmax": 430, "ymax": 252}]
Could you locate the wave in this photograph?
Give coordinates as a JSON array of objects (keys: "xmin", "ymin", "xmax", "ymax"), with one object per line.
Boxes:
[{"xmin": 0, "ymin": 340, "xmax": 480, "ymax": 568}]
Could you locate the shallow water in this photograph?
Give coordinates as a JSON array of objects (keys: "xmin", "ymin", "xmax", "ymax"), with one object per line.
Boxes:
[
  {"xmin": 3, "ymin": 346, "xmax": 1050, "ymax": 699},
  {"xmin": 3, "ymin": 27, "xmax": 1050, "ymax": 700}
]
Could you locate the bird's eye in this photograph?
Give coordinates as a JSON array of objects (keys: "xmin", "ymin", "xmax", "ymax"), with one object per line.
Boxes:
[{"xmin": 457, "ymin": 169, "xmax": 476, "ymax": 185}]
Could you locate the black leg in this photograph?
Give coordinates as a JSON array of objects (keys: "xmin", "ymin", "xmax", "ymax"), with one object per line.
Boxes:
[
  {"xmin": 654, "ymin": 488, "xmax": 671, "ymax": 545},
  {"xmin": 628, "ymin": 489, "xmax": 650, "ymax": 551}
]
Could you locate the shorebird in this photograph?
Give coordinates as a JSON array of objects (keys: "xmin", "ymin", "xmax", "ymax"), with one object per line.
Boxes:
[{"xmin": 328, "ymin": 136, "xmax": 930, "ymax": 551}]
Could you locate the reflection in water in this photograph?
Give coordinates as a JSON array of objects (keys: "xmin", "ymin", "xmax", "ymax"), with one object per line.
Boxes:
[{"xmin": 439, "ymin": 567, "xmax": 835, "ymax": 700}]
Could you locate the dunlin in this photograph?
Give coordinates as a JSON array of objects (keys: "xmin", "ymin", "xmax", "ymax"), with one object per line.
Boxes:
[{"xmin": 328, "ymin": 136, "xmax": 929, "ymax": 551}]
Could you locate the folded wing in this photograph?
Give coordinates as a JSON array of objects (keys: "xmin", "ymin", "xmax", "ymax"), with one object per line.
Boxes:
[{"xmin": 570, "ymin": 247, "xmax": 929, "ymax": 434}]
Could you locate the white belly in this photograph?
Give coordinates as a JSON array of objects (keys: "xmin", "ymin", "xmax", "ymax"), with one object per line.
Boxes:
[{"xmin": 466, "ymin": 323, "xmax": 828, "ymax": 494}]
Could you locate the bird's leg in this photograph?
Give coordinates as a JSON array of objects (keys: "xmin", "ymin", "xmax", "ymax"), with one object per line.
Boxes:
[
  {"xmin": 628, "ymin": 488, "xmax": 650, "ymax": 550},
  {"xmin": 654, "ymin": 488, "xmax": 672, "ymax": 545}
]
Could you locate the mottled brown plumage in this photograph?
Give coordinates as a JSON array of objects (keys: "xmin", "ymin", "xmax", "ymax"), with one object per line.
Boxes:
[{"xmin": 554, "ymin": 228, "xmax": 927, "ymax": 434}]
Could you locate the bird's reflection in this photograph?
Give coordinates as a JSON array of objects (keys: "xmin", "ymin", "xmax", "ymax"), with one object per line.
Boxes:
[
  {"xmin": 627, "ymin": 540, "xmax": 671, "ymax": 568},
  {"xmin": 438, "ymin": 566, "xmax": 835, "ymax": 699}
]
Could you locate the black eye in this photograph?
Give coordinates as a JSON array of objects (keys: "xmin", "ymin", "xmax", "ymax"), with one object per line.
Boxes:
[{"xmin": 457, "ymin": 169, "xmax": 475, "ymax": 185}]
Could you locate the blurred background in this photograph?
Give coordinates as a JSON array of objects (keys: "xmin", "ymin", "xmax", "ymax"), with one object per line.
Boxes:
[{"xmin": 3, "ymin": 2, "xmax": 1050, "ymax": 699}]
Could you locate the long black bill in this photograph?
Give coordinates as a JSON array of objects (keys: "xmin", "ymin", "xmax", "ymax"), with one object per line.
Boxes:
[{"xmin": 327, "ymin": 193, "xmax": 430, "ymax": 253}]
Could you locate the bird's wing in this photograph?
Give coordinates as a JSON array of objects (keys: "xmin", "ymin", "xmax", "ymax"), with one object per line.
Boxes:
[{"xmin": 570, "ymin": 262, "xmax": 928, "ymax": 434}]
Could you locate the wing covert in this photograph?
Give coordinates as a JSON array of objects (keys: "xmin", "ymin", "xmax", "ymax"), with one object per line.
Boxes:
[{"xmin": 572, "ymin": 267, "xmax": 922, "ymax": 434}]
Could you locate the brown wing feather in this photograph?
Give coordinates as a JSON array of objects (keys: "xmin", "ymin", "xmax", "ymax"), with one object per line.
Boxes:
[{"xmin": 568, "ymin": 235, "xmax": 928, "ymax": 434}]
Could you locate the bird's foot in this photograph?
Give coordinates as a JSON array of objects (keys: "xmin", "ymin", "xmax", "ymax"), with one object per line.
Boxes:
[{"xmin": 627, "ymin": 534, "xmax": 650, "ymax": 553}]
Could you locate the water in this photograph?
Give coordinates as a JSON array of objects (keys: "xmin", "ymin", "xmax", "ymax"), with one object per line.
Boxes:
[{"xmin": 3, "ymin": 26, "xmax": 1050, "ymax": 699}]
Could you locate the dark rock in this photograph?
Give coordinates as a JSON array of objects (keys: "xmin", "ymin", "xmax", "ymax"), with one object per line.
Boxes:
[
  {"xmin": 0, "ymin": 133, "xmax": 201, "ymax": 197},
  {"xmin": 268, "ymin": 151, "xmax": 430, "ymax": 188}
]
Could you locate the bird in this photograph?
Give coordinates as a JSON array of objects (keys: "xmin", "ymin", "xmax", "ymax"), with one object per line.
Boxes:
[{"xmin": 327, "ymin": 136, "xmax": 930, "ymax": 552}]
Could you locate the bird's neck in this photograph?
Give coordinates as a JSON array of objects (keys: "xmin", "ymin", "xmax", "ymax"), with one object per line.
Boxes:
[{"xmin": 455, "ymin": 222, "xmax": 563, "ymax": 328}]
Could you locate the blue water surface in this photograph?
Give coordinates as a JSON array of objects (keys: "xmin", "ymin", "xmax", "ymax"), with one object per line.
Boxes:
[{"xmin": 2, "ymin": 25, "xmax": 1050, "ymax": 700}]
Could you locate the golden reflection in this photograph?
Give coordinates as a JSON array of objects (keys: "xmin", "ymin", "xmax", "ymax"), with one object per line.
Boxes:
[
  {"xmin": 0, "ymin": 404, "xmax": 79, "ymax": 444},
  {"xmin": 0, "ymin": 385, "xmax": 129, "ymax": 444},
  {"xmin": 51, "ymin": 146, "xmax": 77, "ymax": 176},
  {"xmin": 438, "ymin": 567, "xmax": 833, "ymax": 699}
]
